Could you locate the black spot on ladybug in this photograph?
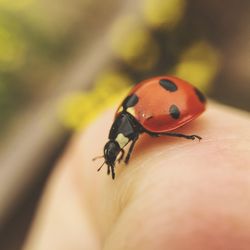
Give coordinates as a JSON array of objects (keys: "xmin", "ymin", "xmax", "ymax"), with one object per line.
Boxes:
[
  {"xmin": 159, "ymin": 79, "xmax": 177, "ymax": 92},
  {"xmin": 169, "ymin": 104, "xmax": 180, "ymax": 119},
  {"xmin": 122, "ymin": 94, "xmax": 139, "ymax": 109},
  {"xmin": 194, "ymin": 87, "xmax": 206, "ymax": 103}
]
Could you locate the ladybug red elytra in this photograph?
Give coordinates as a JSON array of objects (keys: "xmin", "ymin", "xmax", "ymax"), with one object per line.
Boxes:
[{"xmin": 94, "ymin": 76, "xmax": 206, "ymax": 179}]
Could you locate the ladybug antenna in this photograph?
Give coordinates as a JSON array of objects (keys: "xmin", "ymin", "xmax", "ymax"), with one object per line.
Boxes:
[
  {"xmin": 97, "ymin": 161, "xmax": 106, "ymax": 172},
  {"xmin": 92, "ymin": 155, "xmax": 104, "ymax": 161}
]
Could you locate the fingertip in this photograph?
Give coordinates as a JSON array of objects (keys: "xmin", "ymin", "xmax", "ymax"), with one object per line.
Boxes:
[{"xmin": 26, "ymin": 102, "xmax": 250, "ymax": 250}]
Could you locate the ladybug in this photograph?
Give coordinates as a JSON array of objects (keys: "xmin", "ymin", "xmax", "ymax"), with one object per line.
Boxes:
[{"xmin": 94, "ymin": 76, "xmax": 206, "ymax": 179}]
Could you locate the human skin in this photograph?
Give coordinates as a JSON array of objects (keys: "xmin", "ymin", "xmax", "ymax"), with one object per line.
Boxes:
[{"xmin": 24, "ymin": 102, "xmax": 250, "ymax": 250}]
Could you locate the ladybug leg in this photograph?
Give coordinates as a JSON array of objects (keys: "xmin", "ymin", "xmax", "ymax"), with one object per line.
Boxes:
[
  {"xmin": 107, "ymin": 165, "xmax": 111, "ymax": 175},
  {"xmin": 117, "ymin": 149, "xmax": 125, "ymax": 163},
  {"xmin": 124, "ymin": 137, "xmax": 138, "ymax": 164},
  {"xmin": 149, "ymin": 132, "xmax": 202, "ymax": 141},
  {"xmin": 107, "ymin": 164, "xmax": 115, "ymax": 179},
  {"xmin": 111, "ymin": 165, "xmax": 115, "ymax": 179}
]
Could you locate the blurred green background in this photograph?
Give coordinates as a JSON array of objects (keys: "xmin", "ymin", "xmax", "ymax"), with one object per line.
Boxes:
[{"xmin": 0, "ymin": 0, "xmax": 249, "ymax": 249}]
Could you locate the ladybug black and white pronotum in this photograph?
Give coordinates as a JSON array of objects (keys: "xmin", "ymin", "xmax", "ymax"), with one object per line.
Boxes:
[{"xmin": 95, "ymin": 76, "xmax": 206, "ymax": 179}]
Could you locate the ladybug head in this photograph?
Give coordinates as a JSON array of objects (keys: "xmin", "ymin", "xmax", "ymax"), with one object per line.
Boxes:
[
  {"xmin": 94, "ymin": 140, "xmax": 121, "ymax": 179},
  {"xmin": 103, "ymin": 140, "xmax": 121, "ymax": 166}
]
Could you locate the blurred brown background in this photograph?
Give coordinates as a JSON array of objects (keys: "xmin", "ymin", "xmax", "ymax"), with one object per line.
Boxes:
[{"xmin": 0, "ymin": 0, "xmax": 249, "ymax": 249}]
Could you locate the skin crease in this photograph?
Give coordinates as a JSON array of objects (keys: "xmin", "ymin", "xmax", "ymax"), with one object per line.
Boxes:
[{"xmin": 24, "ymin": 102, "xmax": 250, "ymax": 250}]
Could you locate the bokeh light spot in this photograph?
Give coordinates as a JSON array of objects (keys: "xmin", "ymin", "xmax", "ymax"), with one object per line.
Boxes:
[
  {"xmin": 110, "ymin": 15, "xmax": 159, "ymax": 70},
  {"xmin": 173, "ymin": 41, "xmax": 220, "ymax": 92},
  {"xmin": 142, "ymin": 0, "xmax": 186, "ymax": 29},
  {"xmin": 59, "ymin": 71, "xmax": 132, "ymax": 130},
  {"xmin": 0, "ymin": 25, "xmax": 26, "ymax": 70}
]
